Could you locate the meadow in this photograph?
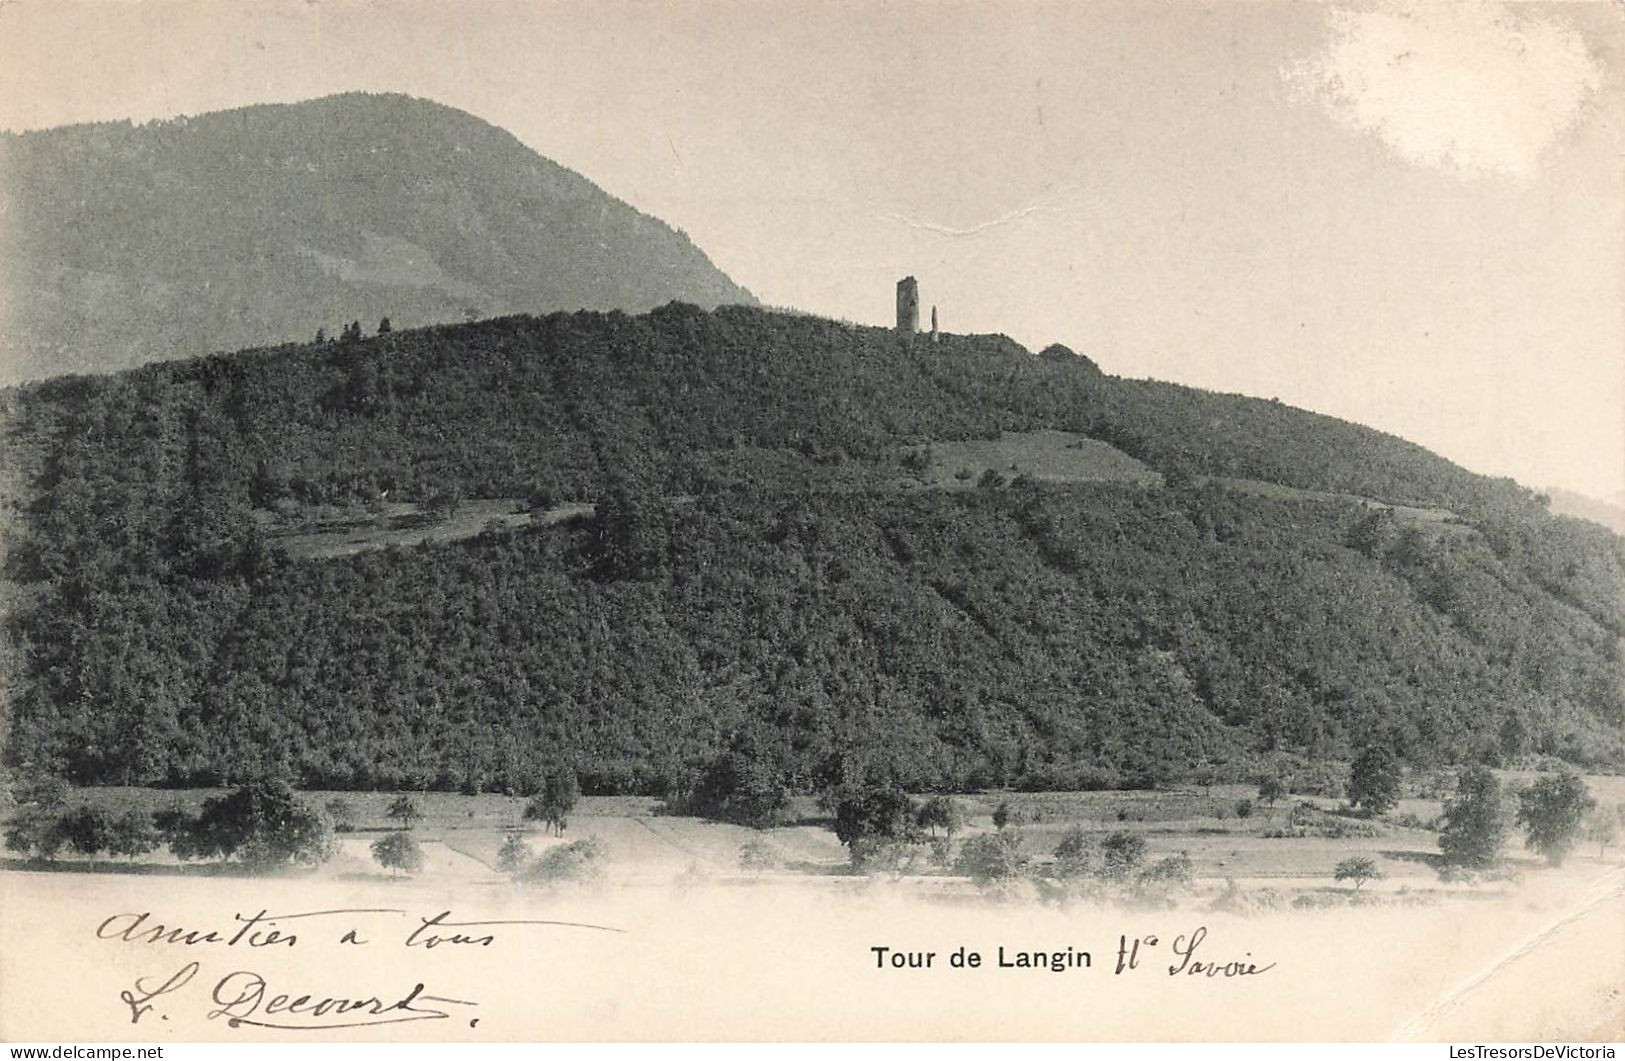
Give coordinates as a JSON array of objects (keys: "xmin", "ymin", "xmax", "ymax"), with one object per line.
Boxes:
[{"xmin": 16, "ymin": 778, "xmax": 1620, "ymax": 899}]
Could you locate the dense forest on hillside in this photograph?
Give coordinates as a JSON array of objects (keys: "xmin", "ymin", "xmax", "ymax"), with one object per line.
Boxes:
[
  {"xmin": 3, "ymin": 305, "xmax": 1621, "ymax": 793},
  {"xmin": 0, "ymin": 92, "xmax": 754, "ymax": 382}
]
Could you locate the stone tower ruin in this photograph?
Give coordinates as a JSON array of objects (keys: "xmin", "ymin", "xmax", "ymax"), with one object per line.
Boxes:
[{"xmin": 896, "ymin": 276, "xmax": 920, "ymax": 334}]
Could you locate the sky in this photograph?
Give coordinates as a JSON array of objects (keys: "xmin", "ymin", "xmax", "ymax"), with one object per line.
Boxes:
[{"xmin": 1, "ymin": 0, "xmax": 1621, "ymax": 500}]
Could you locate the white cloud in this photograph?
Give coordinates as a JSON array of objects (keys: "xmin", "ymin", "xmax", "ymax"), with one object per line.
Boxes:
[{"xmin": 1286, "ymin": 3, "xmax": 1603, "ymax": 178}]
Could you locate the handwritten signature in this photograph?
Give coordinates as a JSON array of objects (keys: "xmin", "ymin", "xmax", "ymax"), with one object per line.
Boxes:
[
  {"xmin": 120, "ymin": 961, "xmax": 476, "ymax": 1030},
  {"xmin": 102, "ymin": 905, "xmax": 624, "ymax": 1030}
]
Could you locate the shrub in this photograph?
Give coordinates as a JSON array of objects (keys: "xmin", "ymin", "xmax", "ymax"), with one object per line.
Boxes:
[
  {"xmin": 955, "ymin": 830, "xmax": 1031, "ymax": 887},
  {"xmin": 1052, "ymin": 825, "xmax": 1094, "ymax": 878},
  {"xmin": 1134, "ymin": 852, "xmax": 1195, "ymax": 901},
  {"xmin": 1100, "ymin": 831, "xmax": 1147, "ymax": 880},
  {"xmin": 371, "ymin": 831, "xmax": 425, "ymax": 877},
  {"xmin": 522, "ymin": 837, "xmax": 606, "ymax": 885},
  {"xmin": 497, "ymin": 833, "xmax": 531, "ymax": 874}
]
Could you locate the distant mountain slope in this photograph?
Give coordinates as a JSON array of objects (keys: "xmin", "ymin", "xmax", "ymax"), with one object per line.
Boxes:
[
  {"xmin": 0, "ymin": 92, "xmax": 755, "ymax": 382},
  {"xmin": 3, "ymin": 305, "xmax": 1621, "ymax": 791},
  {"xmin": 1548, "ymin": 488, "xmax": 1625, "ymax": 537}
]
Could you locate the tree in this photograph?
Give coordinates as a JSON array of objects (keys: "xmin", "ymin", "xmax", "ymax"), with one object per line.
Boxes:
[
  {"xmin": 57, "ymin": 806, "xmax": 117, "ymax": 856},
  {"xmin": 688, "ymin": 750, "xmax": 790, "ymax": 828},
  {"xmin": 106, "ymin": 811, "xmax": 159, "ymax": 860},
  {"xmin": 325, "ymin": 798, "xmax": 358, "ymax": 833},
  {"xmin": 1257, "ymin": 775, "xmax": 1286, "ymax": 807},
  {"xmin": 377, "ymin": 317, "xmax": 392, "ymax": 334},
  {"xmin": 1334, "ymin": 856, "xmax": 1382, "ymax": 890},
  {"xmin": 371, "ymin": 831, "xmax": 424, "ymax": 877},
  {"xmin": 524, "ymin": 764, "xmax": 580, "ymax": 836},
  {"xmin": 175, "ymin": 781, "xmax": 335, "ymax": 869},
  {"xmin": 1438, "ymin": 764, "xmax": 1507, "ymax": 869},
  {"xmin": 1583, "ymin": 804, "xmax": 1620, "ymax": 860},
  {"xmin": 12, "ymin": 775, "xmax": 70, "ymax": 812},
  {"xmin": 832, "ymin": 786, "xmax": 917, "ymax": 869},
  {"xmin": 592, "ymin": 478, "xmax": 668, "ymax": 581},
  {"xmin": 991, "ymin": 800, "xmax": 1015, "ymax": 830},
  {"xmin": 387, "ymin": 796, "xmax": 420, "ymax": 830},
  {"xmin": 497, "ymin": 833, "xmax": 531, "ymax": 874},
  {"xmin": 3, "ymin": 810, "xmax": 65, "ymax": 861},
  {"xmin": 1516, "ymin": 770, "xmax": 1595, "ymax": 866},
  {"xmin": 1348, "ymin": 744, "xmax": 1402, "ymax": 815},
  {"xmin": 914, "ymin": 796, "xmax": 961, "ymax": 840}
]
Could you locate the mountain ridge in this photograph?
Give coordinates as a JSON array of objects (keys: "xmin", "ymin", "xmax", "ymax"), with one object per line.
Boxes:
[{"xmin": 0, "ymin": 92, "xmax": 756, "ymax": 382}]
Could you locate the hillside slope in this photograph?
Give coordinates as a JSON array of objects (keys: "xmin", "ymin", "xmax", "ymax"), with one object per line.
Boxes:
[
  {"xmin": 2, "ymin": 305, "xmax": 1620, "ymax": 793},
  {"xmin": 0, "ymin": 92, "xmax": 755, "ymax": 382}
]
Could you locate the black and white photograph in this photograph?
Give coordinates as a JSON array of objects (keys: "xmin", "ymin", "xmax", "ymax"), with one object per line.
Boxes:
[{"xmin": 0, "ymin": 0, "xmax": 1621, "ymax": 1045}]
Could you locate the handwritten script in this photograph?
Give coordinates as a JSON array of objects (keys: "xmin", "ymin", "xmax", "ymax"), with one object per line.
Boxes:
[{"xmin": 96, "ymin": 906, "xmax": 624, "ymax": 1031}]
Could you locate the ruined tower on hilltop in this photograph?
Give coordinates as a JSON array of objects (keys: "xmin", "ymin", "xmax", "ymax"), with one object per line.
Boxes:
[{"xmin": 896, "ymin": 276, "xmax": 920, "ymax": 334}]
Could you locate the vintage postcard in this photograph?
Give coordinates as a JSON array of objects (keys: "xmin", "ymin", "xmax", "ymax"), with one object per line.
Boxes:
[{"xmin": 1, "ymin": 0, "xmax": 1622, "ymax": 1044}]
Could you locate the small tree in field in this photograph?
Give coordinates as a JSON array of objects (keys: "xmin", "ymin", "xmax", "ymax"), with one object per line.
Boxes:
[
  {"xmin": 372, "ymin": 831, "xmax": 424, "ymax": 878},
  {"xmin": 497, "ymin": 833, "xmax": 531, "ymax": 875},
  {"xmin": 1583, "ymin": 804, "xmax": 1620, "ymax": 860},
  {"xmin": 1438, "ymin": 764, "xmax": 1506, "ymax": 869},
  {"xmin": 325, "ymin": 798, "xmax": 358, "ymax": 833},
  {"xmin": 1348, "ymin": 744, "xmax": 1401, "ymax": 815},
  {"xmin": 1334, "ymin": 856, "xmax": 1382, "ymax": 890},
  {"xmin": 524, "ymin": 764, "xmax": 580, "ymax": 837},
  {"xmin": 387, "ymin": 796, "xmax": 420, "ymax": 830},
  {"xmin": 915, "ymin": 796, "xmax": 961, "ymax": 840},
  {"xmin": 1257, "ymin": 775, "xmax": 1286, "ymax": 808},
  {"xmin": 1516, "ymin": 770, "xmax": 1594, "ymax": 866}
]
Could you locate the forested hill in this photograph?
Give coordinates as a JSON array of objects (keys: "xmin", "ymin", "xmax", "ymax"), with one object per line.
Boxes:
[
  {"xmin": 3, "ymin": 304, "xmax": 1621, "ymax": 794},
  {"xmin": 0, "ymin": 92, "xmax": 755, "ymax": 383}
]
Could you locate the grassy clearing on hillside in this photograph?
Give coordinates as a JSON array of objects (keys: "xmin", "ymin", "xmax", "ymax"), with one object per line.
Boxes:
[
  {"xmin": 264, "ymin": 498, "xmax": 594, "ymax": 559},
  {"xmin": 902, "ymin": 430, "xmax": 1162, "ymax": 489}
]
